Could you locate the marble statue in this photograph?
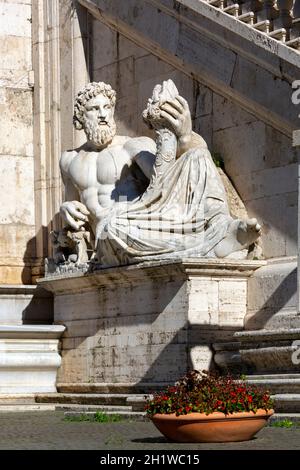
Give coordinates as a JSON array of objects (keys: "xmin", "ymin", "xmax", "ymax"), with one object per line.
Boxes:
[{"xmin": 54, "ymin": 79, "xmax": 261, "ymax": 270}]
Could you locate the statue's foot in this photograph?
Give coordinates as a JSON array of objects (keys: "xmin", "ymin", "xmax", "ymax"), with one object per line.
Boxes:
[
  {"xmin": 236, "ymin": 218, "xmax": 261, "ymax": 247},
  {"xmin": 214, "ymin": 218, "xmax": 261, "ymax": 258}
]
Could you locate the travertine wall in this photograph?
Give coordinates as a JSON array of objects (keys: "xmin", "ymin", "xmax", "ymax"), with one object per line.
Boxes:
[
  {"xmin": 0, "ymin": 0, "xmax": 35, "ymax": 284},
  {"xmin": 40, "ymin": 259, "xmax": 258, "ymax": 386},
  {"xmin": 91, "ymin": 19, "xmax": 297, "ymax": 261}
]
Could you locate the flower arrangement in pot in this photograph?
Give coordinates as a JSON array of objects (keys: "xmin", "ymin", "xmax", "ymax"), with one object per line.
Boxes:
[{"xmin": 145, "ymin": 370, "xmax": 274, "ymax": 443}]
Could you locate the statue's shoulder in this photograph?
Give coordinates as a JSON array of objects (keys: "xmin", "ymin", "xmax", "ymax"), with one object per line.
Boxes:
[
  {"xmin": 122, "ymin": 135, "xmax": 156, "ymax": 155},
  {"xmin": 60, "ymin": 148, "xmax": 78, "ymax": 174}
]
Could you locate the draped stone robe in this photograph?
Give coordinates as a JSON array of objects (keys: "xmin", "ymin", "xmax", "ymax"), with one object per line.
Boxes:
[{"xmin": 96, "ymin": 135, "xmax": 233, "ymax": 267}]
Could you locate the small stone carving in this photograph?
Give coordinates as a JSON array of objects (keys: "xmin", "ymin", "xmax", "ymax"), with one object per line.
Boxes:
[
  {"xmin": 50, "ymin": 79, "xmax": 261, "ymax": 272},
  {"xmin": 50, "ymin": 227, "xmax": 92, "ymax": 265}
]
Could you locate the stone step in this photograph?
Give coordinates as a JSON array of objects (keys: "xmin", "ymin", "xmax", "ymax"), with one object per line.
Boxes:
[
  {"xmin": 35, "ymin": 393, "xmax": 132, "ymax": 406},
  {"xmin": 64, "ymin": 410, "xmax": 148, "ymax": 421},
  {"xmin": 272, "ymin": 394, "xmax": 300, "ymax": 413},
  {"xmin": 55, "ymin": 404, "xmax": 132, "ymax": 412},
  {"xmin": 57, "ymin": 382, "xmax": 168, "ymax": 394},
  {"xmin": 0, "ymin": 394, "xmax": 38, "ymax": 404},
  {"xmin": 0, "ymin": 404, "xmax": 56, "ymax": 412},
  {"xmin": 269, "ymin": 413, "xmax": 300, "ymax": 425},
  {"xmin": 0, "ymin": 393, "xmax": 151, "ymax": 412},
  {"xmin": 246, "ymin": 377, "xmax": 300, "ymax": 394}
]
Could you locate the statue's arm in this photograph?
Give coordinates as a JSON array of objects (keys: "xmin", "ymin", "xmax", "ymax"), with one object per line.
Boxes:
[
  {"xmin": 60, "ymin": 151, "xmax": 79, "ymax": 201},
  {"xmin": 124, "ymin": 137, "xmax": 156, "ymax": 180},
  {"xmin": 161, "ymin": 100, "xmax": 206, "ymax": 156},
  {"xmin": 59, "ymin": 151, "xmax": 89, "ymax": 230}
]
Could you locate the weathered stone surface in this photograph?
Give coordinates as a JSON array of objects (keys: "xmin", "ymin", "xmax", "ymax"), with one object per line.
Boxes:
[
  {"xmin": 0, "ymin": 0, "xmax": 34, "ymax": 284},
  {"xmin": 0, "ymin": 223, "xmax": 35, "ymax": 284},
  {"xmin": 0, "ymin": 36, "xmax": 31, "ymax": 71},
  {"xmin": 0, "ymin": 157, "xmax": 34, "ymax": 225},
  {"xmin": 235, "ymin": 328, "xmax": 300, "ymax": 374},
  {"xmin": 0, "ymin": 2, "xmax": 31, "ymax": 38},
  {"xmin": 0, "ymin": 285, "xmax": 53, "ymax": 325},
  {"xmin": 0, "ymin": 325, "xmax": 65, "ymax": 393},
  {"xmin": 0, "ymin": 89, "xmax": 33, "ymax": 156},
  {"xmin": 81, "ymin": 0, "xmax": 300, "ymax": 134},
  {"xmin": 40, "ymin": 259, "xmax": 262, "ymax": 387},
  {"xmin": 212, "ymin": 94, "xmax": 256, "ymax": 132},
  {"xmin": 246, "ymin": 258, "xmax": 298, "ymax": 330}
]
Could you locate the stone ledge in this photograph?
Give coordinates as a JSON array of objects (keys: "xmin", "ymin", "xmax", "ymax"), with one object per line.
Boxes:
[
  {"xmin": 57, "ymin": 383, "xmax": 171, "ymax": 394},
  {"xmin": 0, "ymin": 325, "xmax": 65, "ymax": 339},
  {"xmin": 293, "ymin": 129, "xmax": 300, "ymax": 147},
  {"xmin": 235, "ymin": 328, "xmax": 300, "ymax": 342},
  {"xmin": 0, "ymin": 285, "xmax": 51, "ymax": 296},
  {"xmin": 39, "ymin": 258, "xmax": 265, "ymax": 294}
]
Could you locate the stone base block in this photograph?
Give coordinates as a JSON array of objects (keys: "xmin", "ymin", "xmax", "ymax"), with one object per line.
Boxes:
[
  {"xmin": 0, "ymin": 325, "xmax": 65, "ymax": 393},
  {"xmin": 245, "ymin": 258, "xmax": 299, "ymax": 330},
  {"xmin": 39, "ymin": 258, "xmax": 262, "ymax": 388},
  {"xmin": 214, "ymin": 329, "xmax": 300, "ymax": 375},
  {"xmin": 0, "ymin": 284, "xmax": 53, "ymax": 325}
]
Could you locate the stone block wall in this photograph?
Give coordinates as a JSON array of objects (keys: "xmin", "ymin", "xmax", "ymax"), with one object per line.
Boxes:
[
  {"xmin": 90, "ymin": 19, "xmax": 297, "ymax": 262},
  {"xmin": 0, "ymin": 0, "xmax": 35, "ymax": 284},
  {"xmin": 40, "ymin": 259, "xmax": 258, "ymax": 386}
]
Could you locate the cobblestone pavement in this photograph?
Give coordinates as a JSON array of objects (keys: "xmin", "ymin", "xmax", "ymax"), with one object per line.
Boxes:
[{"xmin": 0, "ymin": 412, "xmax": 299, "ymax": 450}]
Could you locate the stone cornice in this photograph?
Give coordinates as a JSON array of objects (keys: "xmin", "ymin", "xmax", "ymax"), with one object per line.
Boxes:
[
  {"xmin": 78, "ymin": 0, "xmax": 300, "ymax": 136},
  {"xmin": 38, "ymin": 258, "xmax": 265, "ymax": 294}
]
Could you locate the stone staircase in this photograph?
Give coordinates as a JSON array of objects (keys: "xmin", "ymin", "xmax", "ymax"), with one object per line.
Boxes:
[
  {"xmin": 203, "ymin": 0, "xmax": 300, "ymax": 48},
  {"xmin": 0, "ymin": 388, "xmax": 299, "ymax": 423},
  {"xmin": 0, "ymin": 393, "xmax": 149, "ymax": 421}
]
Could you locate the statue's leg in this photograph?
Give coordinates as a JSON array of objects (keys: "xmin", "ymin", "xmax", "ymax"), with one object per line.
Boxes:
[{"xmin": 214, "ymin": 217, "xmax": 261, "ymax": 258}]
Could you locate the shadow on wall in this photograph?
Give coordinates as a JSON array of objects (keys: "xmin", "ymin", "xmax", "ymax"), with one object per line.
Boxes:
[
  {"xmin": 21, "ymin": 286, "xmax": 54, "ymax": 325},
  {"xmin": 23, "ymin": 225, "xmax": 48, "ymax": 283},
  {"xmin": 21, "ymin": 225, "xmax": 54, "ymax": 323},
  {"xmin": 135, "ymin": 322, "xmax": 236, "ymax": 386},
  {"xmin": 245, "ymin": 268, "xmax": 297, "ymax": 330}
]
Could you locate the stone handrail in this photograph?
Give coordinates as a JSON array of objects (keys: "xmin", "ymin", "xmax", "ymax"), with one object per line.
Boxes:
[{"xmin": 202, "ymin": 0, "xmax": 300, "ymax": 49}]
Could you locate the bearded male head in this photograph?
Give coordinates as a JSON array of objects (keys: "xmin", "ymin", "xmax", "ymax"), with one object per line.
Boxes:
[{"xmin": 73, "ymin": 82, "xmax": 117, "ymax": 148}]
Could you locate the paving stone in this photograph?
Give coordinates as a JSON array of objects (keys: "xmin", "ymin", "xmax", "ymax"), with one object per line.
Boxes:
[{"xmin": 0, "ymin": 411, "xmax": 299, "ymax": 450}]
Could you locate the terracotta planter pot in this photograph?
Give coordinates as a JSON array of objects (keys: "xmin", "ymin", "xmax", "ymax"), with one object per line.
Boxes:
[{"xmin": 151, "ymin": 409, "xmax": 274, "ymax": 443}]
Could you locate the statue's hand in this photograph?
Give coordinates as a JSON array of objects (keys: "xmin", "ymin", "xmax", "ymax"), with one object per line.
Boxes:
[
  {"xmin": 160, "ymin": 96, "xmax": 192, "ymax": 146},
  {"xmin": 60, "ymin": 201, "xmax": 90, "ymax": 231}
]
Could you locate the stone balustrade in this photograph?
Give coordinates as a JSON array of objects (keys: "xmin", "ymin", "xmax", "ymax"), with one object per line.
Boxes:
[{"xmin": 204, "ymin": 0, "xmax": 300, "ymax": 48}]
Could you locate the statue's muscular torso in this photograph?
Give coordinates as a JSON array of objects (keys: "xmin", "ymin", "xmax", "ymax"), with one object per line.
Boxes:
[{"xmin": 60, "ymin": 135, "xmax": 156, "ymax": 221}]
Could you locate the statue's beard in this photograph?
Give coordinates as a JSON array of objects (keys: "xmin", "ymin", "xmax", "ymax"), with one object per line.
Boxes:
[{"xmin": 84, "ymin": 119, "xmax": 116, "ymax": 147}]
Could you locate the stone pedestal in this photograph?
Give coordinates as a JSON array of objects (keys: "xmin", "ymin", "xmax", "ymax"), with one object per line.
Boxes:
[
  {"xmin": 0, "ymin": 325, "xmax": 65, "ymax": 393},
  {"xmin": 39, "ymin": 258, "xmax": 263, "ymax": 391},
  {"xmin": 0, "ymin": 285, "xmax": 53, "ymax": 325}
]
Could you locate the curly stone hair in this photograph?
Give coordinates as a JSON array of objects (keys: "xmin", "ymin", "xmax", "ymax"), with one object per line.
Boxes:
[{"xmin": 73, "ymin": 81, "xmax": 116, "ymax": 130}]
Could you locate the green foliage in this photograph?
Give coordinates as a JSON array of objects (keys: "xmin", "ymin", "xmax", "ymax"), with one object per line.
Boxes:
[
  {"xmin": 145, "ymin": 370, "xmax": 274, "ymax": 417},
  {"xmin": 212, "ymin": 152, "xmax": 224, "ymax": 169},
  {"xmin": 94, "ymin": 411, "xmax": 122, "ymax": 423},
  {"xmin": 270, "ymin": 419, "xmax": 294, "ymax": 428},
  {"xmin": 64, "ymin": 412, "xmax": 123, "ymax": 423}
]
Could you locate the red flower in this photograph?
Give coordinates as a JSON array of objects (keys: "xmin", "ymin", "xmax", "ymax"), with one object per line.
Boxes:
[{"xmin": 145, "ymin": 370, "xmax": 273, "ymax": 418}]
